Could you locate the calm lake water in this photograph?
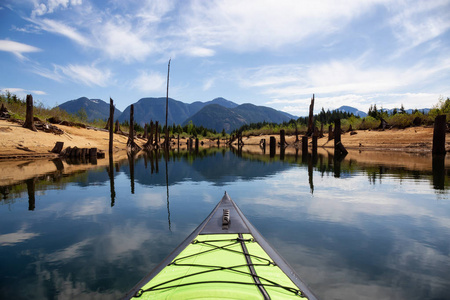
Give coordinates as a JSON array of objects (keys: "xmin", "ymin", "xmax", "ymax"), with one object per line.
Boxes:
[{"xmin": 1, "ymin": 148, "xmax": 449, "ymax": 300}]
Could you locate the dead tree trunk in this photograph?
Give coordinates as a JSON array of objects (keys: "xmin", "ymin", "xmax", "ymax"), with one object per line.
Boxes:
[
  {"xmin": 109, "ymin": 98, "xmax": 114, "ymax": 156},
  {"xmin": 143, "ymin": 124, "xmax": 148, "ymax": 139},
  {"xmin": 334, "ymin": 119, "xmax": 348, "ymax": 155},
  {"xmin": 307, "ymin": 94, "xmax": 315, "ymax": 136},
  {"xmin": 280, "ymin": 129, "xmax": 286, "ymax": 147},
  {"xmin": 328, "ymin": 125, "xmax": 334, "ymax": 141},
  {"xmin": 23, "ymin": 94, "xmax": 37, "ymax": 131},
  {"xmin": 128, "ymin": 105, "xmax": 134, "ymax": 144},
  {"xmin": 104, "ymin": 117, "xmax": 110, "ymax": 130},
  {"xmin": 155, "ymin": 121, "xmax": 159, "ymax": 146},
  {"xmin": 51, "ymin": 142, "xmax": 64, "ymax": 154},
  {"xmin": 302, "ymin": 136, "xmax": 308, "ymax": 154},
  {"xmin": 143, "ymin": 121, "xmax": 154, "ymax": 150},
  {"xmin": 127, "ymin": 104, "xmax": 141, "ymax": 153},
  {"xmin": 150, "ymin": 121, "xmax": 155, "ymax": 145},
  {"xmin": 433, "ymin": 115, "xmax": 447, "ymax": 156},
  {"xmin": 114, "ymin": 120, "xmax": 120, "ymax": 133},
  {"xmin": 269, "ymin": 136, "xmax": 276, "ymax": 157},
  {"xmin": 165, "ymin": 59, "xmax": 171, "ymax": 149}
]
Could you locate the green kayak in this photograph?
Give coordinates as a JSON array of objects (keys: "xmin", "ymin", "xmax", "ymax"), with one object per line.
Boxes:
[{"xmin": 123, "ymin": 192, "xmax": 318, "ymax": 300}]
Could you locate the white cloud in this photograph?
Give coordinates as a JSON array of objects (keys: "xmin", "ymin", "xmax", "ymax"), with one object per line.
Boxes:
[
  {"xmin": 32, "ymin": 0, "xmax": 83, "ymax": 17},
  {"xmin": 0, "ymin": 39, "xmax": 41, "ymax": 59},
  {"xmin": 0, "ymin": 225, "xmax": 40, "ymax": 246},
  {"xmin": 134, "ymin": 192, "xmax": 165, "ymax": 209},
  {"xmin": 202, "ymin": 78, "xmax": 214, "ymax": 91},
  {"xmin": 32, "ymin": 63, "xmax": 111, "ymax": 86},
  {"xmin": 1, "ymin": 87, "xmax": 47, "ymax": 99},
  {"xmin": 135, "ymin": 0, "xmax": 176, "ymax": 24},
  {"xmin": 29, "ymin": 18, "xmax": 90, "ymax": 46},
  {"xmin": 131, "ymin": 71, "xmax": 166, "ymax": 92},
  {"xmin": 32, "ymin": 90, "xmax": 47, "ymax": 95},
  {"xmin": 388, "ymin": 0, "xmax": 450, "ymax": 49},
  {"xmin": 185, "ymin": 46, "xmax": 215, "ymax": 57},
  {"xmin": 58, "ymin": 64, "xmax": 112, "ymax": 87},
  {"xmin": 178, "ymin": 0, "xmax": 389, "ymax": 52},
  {"xmin": 95, "ymin": 20, "xmax": 155, "ymax": 62},
  {"xmin": 45, "ymin": 238, "xmax": 92, "ymax": 262},
  {"xmin": 235, "ymin": 55, "xmax": 450, "ymax": 114}
]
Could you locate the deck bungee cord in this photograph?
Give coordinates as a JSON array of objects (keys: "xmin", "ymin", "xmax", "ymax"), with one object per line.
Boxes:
[{"xmin": 133, "ymin": 236, "xmax": 307, "ymax": 298}]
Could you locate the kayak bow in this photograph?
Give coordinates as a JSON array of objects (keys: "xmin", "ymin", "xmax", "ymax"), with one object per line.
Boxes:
[{"xmin": 123, "ymin": 192, "xmax": 318, "ymax": 300}]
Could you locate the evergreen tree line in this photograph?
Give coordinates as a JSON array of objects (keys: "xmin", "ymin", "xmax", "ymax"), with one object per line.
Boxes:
[{"xmin": 120, "ymin": 120, "xmax": 223, "ymax": 138}]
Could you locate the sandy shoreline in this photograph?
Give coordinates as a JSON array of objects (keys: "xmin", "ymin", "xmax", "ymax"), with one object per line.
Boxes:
[{"xmin": 1, "ymin": 119, "xmax": 447, "ymax": 157}]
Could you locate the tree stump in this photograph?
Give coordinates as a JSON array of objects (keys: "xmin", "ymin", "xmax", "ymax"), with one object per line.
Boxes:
[
  {"xmin": 433, "ymin": 115, "xmax": 447, "ymax": 156},
  {"xmin": 23, "ymin": 94, "xmax": 37, "ymax": 131},
  {"xmin": 280, "ymin": 129, "xmax": 286, "ymax": 147},
  {"xmin": 302, "ymin": 136, "xmax": 308, "ymax": 154},
  {"xmin": 269, "ymin": 136, "xmax": 276, "ymax": 157},
  {"xmin": 51, "ymin": 142, "xmax": 64, "ymax": 154}
]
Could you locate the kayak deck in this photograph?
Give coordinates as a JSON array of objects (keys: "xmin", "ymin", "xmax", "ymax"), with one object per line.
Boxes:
[{"xmin": 125, "ymin": 193, "xmax": 317, "ymax": 300}]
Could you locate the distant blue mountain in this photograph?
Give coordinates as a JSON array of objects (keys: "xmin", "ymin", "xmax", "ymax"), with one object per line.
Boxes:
[
  {"xmin": 336, "ymin": 106, "xmax": 367, "ymax": 117},
  {"xmin": 58, "ymin": 97, "xmax": 122, "ymax": 121},
  {"xmin": 183, "ymin": 103, "xmax": 295, "ymax": 133}
]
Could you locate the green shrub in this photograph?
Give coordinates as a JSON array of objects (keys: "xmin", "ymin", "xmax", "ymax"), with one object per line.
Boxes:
[{"xmin": 358, "ymin": 116, "xmax": 380, "ymax": 130}]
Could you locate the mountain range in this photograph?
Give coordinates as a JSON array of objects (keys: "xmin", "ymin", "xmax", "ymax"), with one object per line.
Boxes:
[
  {"xmin": 58, "ymin": 97, "xmax": 296, "ymax": 133},
  {"xmin": 57, "ymin": 97, "xmax": 429, "ymax": 133}
]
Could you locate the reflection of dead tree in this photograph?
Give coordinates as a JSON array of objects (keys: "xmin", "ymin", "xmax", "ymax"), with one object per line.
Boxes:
[{"xmin": 26, "ymin": 178, "xmax": 35, "ymax": 211}]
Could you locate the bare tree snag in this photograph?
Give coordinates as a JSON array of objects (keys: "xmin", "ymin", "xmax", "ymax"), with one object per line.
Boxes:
[
  {"xmin": 23, "ymin": 94, "xmax": 37, "ymax": 131},
  {"xmin": 109, "ymin": 98, "xmax": 114, "ymax": 156},
  {"xmin": 302, "ymin": 136, "xmax": 308, "ymax": 154},
  {"xmin": 165, "ymin": 59, "xmax": 171, "ymax": 149},
  {"xmin": 328, "ymin": 125, "xmax": 334, "ymax": 141},
  {"xmin": 269, "ymin": 136, "xmax": 276, "ymax": 157},
  {"xmin": 127, "ymin": 104, "xmax": 141, "ymax": 153},
  {"xmin": 280, "ymin": 129, "xmax": 286, "ymax": 147},
  {"xmin": 433, "ymin": 115, "xmax": 447, "ymax": 156},
  {"xmin": 144, "ymin": 121, "xmax": 154, "ymax": 150},
  {"xmin": 143, "ymin": 124, "xmax": 148, "ymax": 139},
  {"xmin": 149, "ymin": 121, "xmax": 154, "ymax": 144},
  {"xmin": 334, "ymin": 119, "xmax": 348, "ymax": 155},
  {"xmin": 128, "ymin": 105, "xmax": 134, "ymax": 143},
  {"xmin": 307, "ymin": 94, "xmax": 315, "ymax": 136}
]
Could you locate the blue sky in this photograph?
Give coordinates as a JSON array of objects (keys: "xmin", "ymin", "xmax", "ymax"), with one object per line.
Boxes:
[{"xmin": 0, "ymin": 0, "xmax": 449, "ymax": 115}]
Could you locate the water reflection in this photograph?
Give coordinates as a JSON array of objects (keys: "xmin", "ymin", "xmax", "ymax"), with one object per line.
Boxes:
[
  {"xmin": 108, "ymin": 155, "xmax": 116, "ymax": 207},
  {"xmin": 1, "ymin": 149, "xmax": 449, "ymax": 205},
  {"xmin": 0, "ymin": 149, "xmax": 449, "ymax": 300}
]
